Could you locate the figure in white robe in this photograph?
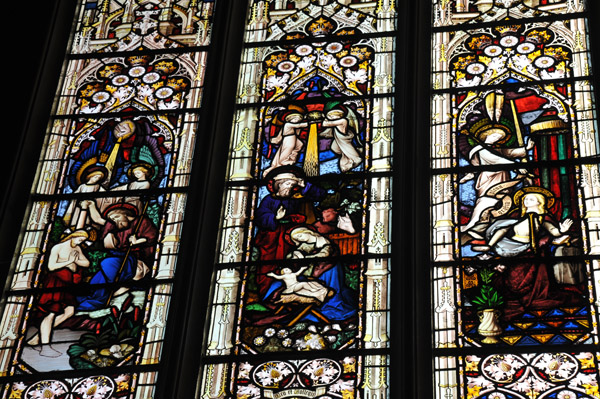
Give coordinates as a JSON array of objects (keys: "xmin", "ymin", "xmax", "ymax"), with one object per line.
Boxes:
[
  {"xmin": 460, "ymin": 129, "xmax": 534, "ymax": 236},
  {"xmin": 108, "ymin": 163, "xmax": 153, "ymax": 212},
  {"xmin": 321, "ymin": 109, "xmax": 362, "ymax": 172},
  {"xmin": 64, "ymin": 166, "xmax": 109, "ymax": 229},
  {"xmin": 263, "ymin": 113, "xmax": 308, "ymax": 177}
]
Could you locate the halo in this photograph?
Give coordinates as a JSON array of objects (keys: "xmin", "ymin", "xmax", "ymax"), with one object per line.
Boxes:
[
  {"xmin": 470, "ymin": 119, "xmax": 512, "ymax": 145},
  {"xmin": 265, "ymin": 165, "xmax": 305, "ymax": 183},
  {"xmin": 513, "ymin": 186, "xmax": 555, "ymax": 209},
  {"xmin": 102, "ymin": 202, "xmax": 139, "ymax": 219},
  {"xmin": 76, "ymin": 161, "xmax": 108, "ymax": 186},
  {"xmin": 127, "ymin": 162, "xmax": 155, "ymax": 180},
  {"xmin": 284, "ymin": 224, "xmax": 318, "ymax": 246}
]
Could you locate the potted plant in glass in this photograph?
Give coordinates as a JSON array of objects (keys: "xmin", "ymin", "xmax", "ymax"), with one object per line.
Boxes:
[{"xmin": 472, "ymin": 267, "xmax": 504, "ymax": 344}]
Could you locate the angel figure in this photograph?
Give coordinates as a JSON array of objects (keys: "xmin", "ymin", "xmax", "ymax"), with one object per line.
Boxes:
[
  {"xmin": 63, "ymin": 165, "xmax": 110, "ymax": 229},
  {"xmin": 320, "ymin": 108, "xmax": 362, "ymax": 172},
  {"xmin": 107, "ymin": 162, "xmax": 154, "ymax": 212},
  {"xmin": 263, "ymin": 112, "xmax": 309, "ymax": 177},
  {"xmin": 459, "ymin": 91, "xmax": 535, "ymax": 238}
]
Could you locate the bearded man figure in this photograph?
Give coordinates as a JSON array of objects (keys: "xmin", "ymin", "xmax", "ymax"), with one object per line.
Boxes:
[
  {"xmin": 254, "ymin": 166, "xmax": 326, "ymax": 296},
  {"xmin": 76, "ymin": 202, "xmax": 157, "ymax": 311}
]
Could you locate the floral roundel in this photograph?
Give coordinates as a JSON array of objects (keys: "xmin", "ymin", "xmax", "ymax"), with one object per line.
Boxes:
[
  {"xmin": 484, "ymin": 45, "xmax": 503, "ymax": 57},
  {"xmin": 298, "ymin": 358, "xmax": 342, "ymax": 387},
  {"xmin": 277, "ymin": 60, "xmax": 296, "ymax": 73},
  {"xmin": 71, "ymin": 376, "xmax": 115, "ymax": 399},
  {"xmin": 466, "ymin": 62, "xmax": 486, "ymax": 75},
  {"xmin": 252, "ymin": 361, "xmax": 296, "ymax": 389},
  {"xmin": 340, "ymin": 56, "xmax": 358, "ymax": 68},
  {"xmin": 481, "ymin": 354, "xmax": 527, "ymax": 383},
  {"xmin": 499, "ymin": 35, "xmax": 519, "ymax": 48},
  {"xmin": 325, "ymin": 42, "xmax": 343, "ymax": 54},
  {"xmin": 295, "ymin": 45, "xmax": 313, "ymax": 56},
  {"xmin": 534, "ymin": 55, "xmax": 556, "ymax": 69},
  {"xmin": 517, "ymin": 42, "xmax": 536, "ymax": 54},
  {"xmin": 531, "ymin": 353, "xmax": 579, "ymax": 382},
  {"xmin": 24, "ymin": 380, "xmax": 68, "ymax": 399}
]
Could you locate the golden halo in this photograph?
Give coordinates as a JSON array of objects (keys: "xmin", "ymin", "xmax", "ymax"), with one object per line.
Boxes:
[
  {"xmin": 75, "ymin": 159, "xmax": 108, "ymax": 186},
  {"xmin": 127, "ymin": 162, "xmax": 155, "ymax": 179},
  {"xmin": 513, "ymin": 186, "xmax": 555, "ymax": 209},
  {"xmin": 470, "ymin": 120, "xmax": 512, "ymax": 145}
]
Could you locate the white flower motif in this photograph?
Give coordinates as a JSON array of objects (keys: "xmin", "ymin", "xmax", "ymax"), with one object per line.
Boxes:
[
  {"xmin": 340, "ymin": 56, "xmax": 358, "ymax": 67},
  {"xmin": 300, "ymin": 359, "xmax": 341, "ymax": 386},
  {"xmin": 237, "ymin": 384, "xmax": 261, "ymax": 399},
  {"xmin": 238, "ymin": 362, "xmax": 253, "ymax": 379},
  {"xmin": 26, "ymin": 380, "xmax": 67, "ymax": 399},
  {"xmin": 155, "ymin": 86, "xmax": 174, "ymax": 99},
  {"xmin": 128, "ymin": 66, "xmax": 146, "ymax": 77},
  {"xmin": 297, "ymin": 55, "xmax": 316, "ymax": 71},
  {"xmin": 329, "ymin": 378, "xmax": 354, "ymax": 393},
  {"xmin": 467, "ymin": 376, "xmax": 494, "ymax": 390},
  {"xmin": 92, "ymin": 91, "xmax": 111, "ymax": 103},
  {"xmin": 517, "ymin": 42, "xmax": 536, "ymax": 54},
  {"xmin": 500, "ymin": 35, "xmax": 519, "ymax": 48},
  {"xmin": 344, "ymin": 68, "xmax": 367, "ymax": 85},
  {"xmin": 482, "ymin": 354, "xmax": 526, "ymax": 383},
  {"xmin": 466, "ymin": 62, "xmax": 486, "ymax": 75},
  {"xmin": 111, "ymin": 74, "xmax": 130, "ymax": 86},
  {"xmin": 557, "ymin": 390, "xmax": 577, "ymax": 399},
  {"xmin": 326, "ymin": 42, "xmax": 343, "ymax": 54},
  {"xmin": 534, "ymin": 56, "xmax": 555, "ymax": 69},
  {"xmin": 488, "ymin": 392, "xmax": 506, "ymax": 399},
  {"xmin": 73, "ymin": 376, "xmax": 114, "ymax": 399},
  {"xmin": 569, "ymin": 371, "xmax": 596, "ymax": 386},
  {"xmin": 484, "ymin": 45, "xmax": 503, "ymax": 57},
  {"xmin": 295, "ymin": 45, "xmax": 313, "ymax": 56},
  {"xmin": 253, "ymin": 361, "xmax": 293, "ymax": 388},
  {"xmin": 264, "ymin": 328, "xmax": 276, "ymax": 337},
  {"xmin": 265, "ymin": 74, "xmax": 290, "ymax": 91},
  {"xmin": 142, "ymin": 72, "xmax": 160, "ymax": 83},
  {"xmin": 535, "ymin": 353, "xmax": 577, "ymax": 380},
  {"xmin": 277, "ymin": 61, "xmax": 295, "ymax": 73},
  {"xmin": 277, "ymin": 329, "xmax": 288, "ymax": 338}
]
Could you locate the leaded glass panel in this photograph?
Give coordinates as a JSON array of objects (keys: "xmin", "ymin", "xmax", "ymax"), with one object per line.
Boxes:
[
  {"xmin": 199, "ymin": 1, "xmax": 396, "ymax": 398},
  {"xmin": 431, "ymin": 1, "xmax": 600, "ymax": 398},
  {"xmin": 0, "ymin": 0, "xmax": 217, "ymax": 397}
]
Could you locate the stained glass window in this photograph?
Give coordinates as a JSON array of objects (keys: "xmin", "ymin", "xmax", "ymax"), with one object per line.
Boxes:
[
  {"xmin": 430, "ymin": 1, "xmax": 600, "ymax": 398},
  {"xmin": 0, "ymin": 1, "xmax": 216, "ymax": 397},
  {"xmin": 198, "ymin": 1, "xmax": 396, "ymax": 398}
]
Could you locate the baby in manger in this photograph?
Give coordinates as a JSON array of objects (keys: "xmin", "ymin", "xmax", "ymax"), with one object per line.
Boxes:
[{"xmin": 267, "ymin": 266, "xmax": 333, "ymax": 304}]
